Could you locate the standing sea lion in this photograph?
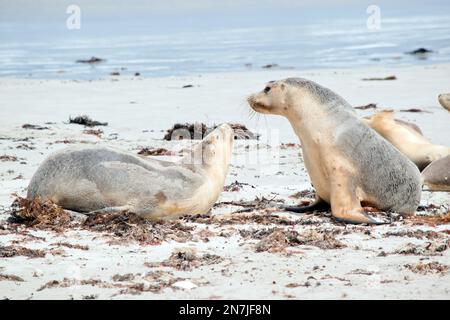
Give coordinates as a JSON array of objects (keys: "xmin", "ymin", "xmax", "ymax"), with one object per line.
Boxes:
[
  {"xmin": 27, "ymin": 124, "xmax": 234, "ymax": 220},
  {"xmin": 248, "ymin": 78, "xmax": 422, "ymax": 224},
  {"xmin": 363, "ymin": 110, "xmax": 450, "ymax": 170}
]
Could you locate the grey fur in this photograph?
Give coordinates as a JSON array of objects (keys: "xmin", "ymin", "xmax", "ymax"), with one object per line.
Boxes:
[
  {"xmin": 27, "ymin": 146, "xmax": 203, "ymax": 214},
  {"xmin": 336, "ymin": 119, "xmax": 422, "ymax": 212},
  {"xmin": 284, "ymin": 78, "xmax": 422, "ymax": 213},
  {"xmin": 27, "ymin": 124, "xmax": 233, "ymax": 218},
  {"xmin": 422, "ymin": 155, "xmax": 450, "ymax": 191},
  {"xmin": 284, "ymin": 78, "xmax": 355, "ymax": 113}
]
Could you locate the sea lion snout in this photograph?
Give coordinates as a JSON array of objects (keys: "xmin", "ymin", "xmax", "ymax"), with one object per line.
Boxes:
[
  {"xmin": 201, "ymin": 123, "xmax": 234, "ymax": 167},
  {"xmin": 248, "ymin": 81, "xmax": 288, "ymax": 115}
]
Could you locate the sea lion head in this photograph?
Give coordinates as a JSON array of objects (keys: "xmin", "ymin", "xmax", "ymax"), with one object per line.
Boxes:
[
  {"xmin": 199, "ymin": 123, "xmax": 234, "ymax": 169},
  {"xmin": 247, "ymin": 80, "xmax": 290, "ymax": 116},
  {"xmin": 248, "ymin": 78, "xmax": 354, "ymax": 117}
]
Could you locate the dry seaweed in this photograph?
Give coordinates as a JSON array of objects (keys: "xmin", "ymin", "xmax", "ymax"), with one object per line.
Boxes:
[
  {"xmin": 355, "ymin": 103, "xmax": 377, "ymax": 110},
  {"xmin": 163, "ymin": 122, "xmax": 259, "ymax": 140},
  {"xmin": 400, "ymin": 108, "xmax": 430, "ymax": 113},
  {"xmin": 37, "ymin": 278, "xmax": 115, "ymax": 291},
  {"xmin": 145, "ymin": 248, "xmax": 223, "ymax": 271},
  {"xmin": 112, "ymin": 273, "xmax": 136, "ymax": 282},
  {"xmin": 254, "ymin": 228, "xmax": 346, "ymax": 253},
  {"xmin": 51, "ymin": 242, "xmax": 89, "ymax": 251},
  {"xmin": 394, "ymin": 241, "xmax": 448, "ymax": 256},
  {"xmin": 409, "ymin": 212, "xmax": 450, "ymax": 225},
  {"xmin": 362, "ymin": 75, "xmax": 397, "ymax": 81},
  {"xmin": 384, "ymin": 229, "xmax": 443, "ymax": 240},
  {"xmin": 0, "ymin": 245, "xmax": 45, "ymax": 258},
  {"xmin": 76, "ymin": 56, "xmax": 105, "ymax": 64},
  {"xmin": 0, "ymin": 155, "xmax": 18, "ymax": 162},
  {"xmin": 137, "ymin": 147, "xmax": 177, "ymax": 156},
  {"xmin": 8, "ymin": 196, "xmax": 71, "ymax": 232},
  {"xmin": 83, "ymin": 129, "xmax": 103, "ymax": 137},
  {"xmin": 406, "ymin": 48, "xmax": 433, "ymax": 55},
  {"xmin": 69, "ymin": 115, "xmax": 108, "ymax": 127},
  {"xmin": 262, "ymin": 64, "xmax": 279, "ymax": 69},
  {"xmin": 163, "ymin": 122, "xmax": 208, "ymax": 140},
  {"xmin": 22, "ymin": 124, "xmax": 49, "ymax": 130},
  {"xmin": 83, "ymin": 211, "xmax": 193, "ymax": 244},
  {"xmin": 223, "ymin": 181, "xmax": 255, "ymax": 192},
  {"xmin": 0, "ymin": 274, "xmax": 25, "ymax": 282},
  {"xmin": 404, "ymin": 261, "xmax": 448, "ymax": 274}
]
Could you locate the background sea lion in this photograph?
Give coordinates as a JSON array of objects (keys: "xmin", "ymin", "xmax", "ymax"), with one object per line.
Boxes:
[
  {"xmin": 438, "ymin": 93, "xmax": 450, "ymax": 112},
  {"xmin": 27, "ymin": 124, "xmax": 234, "ymax": 220},
  {"xmin": 363, "ymin": 110, "xmax": 450, "ymax": 170},
  {"xmin": 422, "ymin": 155, "xmax": 450, "ymax": 191},
  {"xmin": 393, "ymin": 118, "xmax": 423, "ymax": 135},
  {"xmin": 422, "ymin": 95, "xmax": 450, "ymax": 191},
  {"xmin": 248, "ymin": 78, "xmax": 422, "ymax": 224}
]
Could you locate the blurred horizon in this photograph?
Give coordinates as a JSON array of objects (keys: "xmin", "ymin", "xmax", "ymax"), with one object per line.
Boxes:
[
  {"xmin": 1, "ymin": 0, "xmax": 450, "ymax": 79},
  {"xmin": 2, "ymin": 0, "xmax": 450, "ymax": 26}
]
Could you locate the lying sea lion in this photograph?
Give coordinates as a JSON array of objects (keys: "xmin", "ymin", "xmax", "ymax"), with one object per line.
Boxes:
[
  {"xmin": 393, "ymin": 118, "xmax": 423, "ymax": 135},
  {"xmin": 422, "ymin": 98, "xmax": 450, "ymax": 191},
  {"xmin": 27, "ymin": 124, "xmax": 234, "ymax": 219},
  {"xmin": 438, "ymin": 93, "xmax": 450, "ymax": 112},
  {"xmin": 422, "ymin": 155, "xmax": 450, "ymax": 191},
  {"xmin": 363, "ymin": 110, "xmax": 450, "ymax": 170},
  {"xmin": 248, "ymin": 78, "xmax": 422, "ymax": 224}
]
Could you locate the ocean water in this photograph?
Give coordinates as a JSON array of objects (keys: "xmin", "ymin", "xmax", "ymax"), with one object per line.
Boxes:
[{"xmin": 1, "ymin": 14, "xmax": 450, "ymax": 79}]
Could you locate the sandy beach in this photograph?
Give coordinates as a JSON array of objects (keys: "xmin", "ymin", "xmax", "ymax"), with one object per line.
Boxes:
[{"xmin": 0, "ymin": 64, "xmax": 449, "ymax": 299}]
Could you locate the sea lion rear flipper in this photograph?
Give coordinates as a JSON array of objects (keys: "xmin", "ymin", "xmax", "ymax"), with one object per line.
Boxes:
[{"xmin": 282, "ymin": 198, "xmax": 329, "ymax": 214}]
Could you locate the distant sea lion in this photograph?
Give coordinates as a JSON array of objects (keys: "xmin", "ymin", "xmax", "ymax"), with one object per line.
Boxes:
[
  {"xmin": 363, "ymin": 110, "xmax": 450, "ymax": 170},
  {"xmin": 27, "ymin": 124, "xmax": 234, "ymax": 219},
  {"xmin": 438, "ymin": 93, "xmax": 450, "ymax": 112},
  {"xmin": 422, "ymin": 155, "xmax": 450, "ymax": 191},
  {"xmin": 248, "ymin": 78, "xmax": 422, "ymax": 224}
]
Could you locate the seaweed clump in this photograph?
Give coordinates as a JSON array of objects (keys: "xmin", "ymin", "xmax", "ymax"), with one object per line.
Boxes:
[{"xmin": 8, "ymin": 196, "xmax": 71, "ymax": 232}]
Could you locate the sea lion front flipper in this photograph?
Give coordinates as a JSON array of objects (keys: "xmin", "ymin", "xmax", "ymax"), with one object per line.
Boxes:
[
  {"xmin": 282, "ymin": 197, "xmax": 329, "ymax": 214},
  {"xmin": 333, "ymin": 210, "xmax": 389, "ymax": 225},
  {"xmin": 330, "ymin": 171, "xmax": 388, "ymax": 225}
]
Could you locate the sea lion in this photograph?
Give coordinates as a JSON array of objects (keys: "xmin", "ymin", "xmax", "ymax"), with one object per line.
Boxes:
[
  {"xmin": 438, "ymin": 93, "xmax": 450, "ymax": 112},
  {"xmin": 363, "ymin": 110, "xmax": 450, "ymax": 170},
  {"xmin": 422, "ymin": 155, "xmax": 450, "ymax": 191},
  {"xmin": 422, "ymin": 96, "xmax": 450, "ymax": 191},
  {"xmin": 248, "ymin": 78, "xmax": 422, "ymax": 224},
  {"xmin": 392, "ymin": 118, "xmax": 423, "ymax": 135},
  {"xmin": 27, "ymin": 124, "xmax": 234, "ymax": 220}
]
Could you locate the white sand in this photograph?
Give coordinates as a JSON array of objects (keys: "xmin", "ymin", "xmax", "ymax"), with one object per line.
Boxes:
[{"xmin": 0, "ymin": 64, "xmax": 449, "ymax": 299}]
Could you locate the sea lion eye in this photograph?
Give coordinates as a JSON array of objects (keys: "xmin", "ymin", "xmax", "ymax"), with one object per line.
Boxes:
[{"xmin": 264, "ymin": 86, "xmax": 271, "ymax": 93}]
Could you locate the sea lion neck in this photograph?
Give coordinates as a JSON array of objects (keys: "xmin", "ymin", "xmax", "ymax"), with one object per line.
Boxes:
[{"xmin": 284, "ymin": 98, "xmax": 335, "ymax": 145}]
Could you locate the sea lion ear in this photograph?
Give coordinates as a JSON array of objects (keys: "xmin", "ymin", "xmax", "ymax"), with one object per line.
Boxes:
[{"xmin": 280, "ymin": 83, "xmax": 286, "ymax": 91}]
